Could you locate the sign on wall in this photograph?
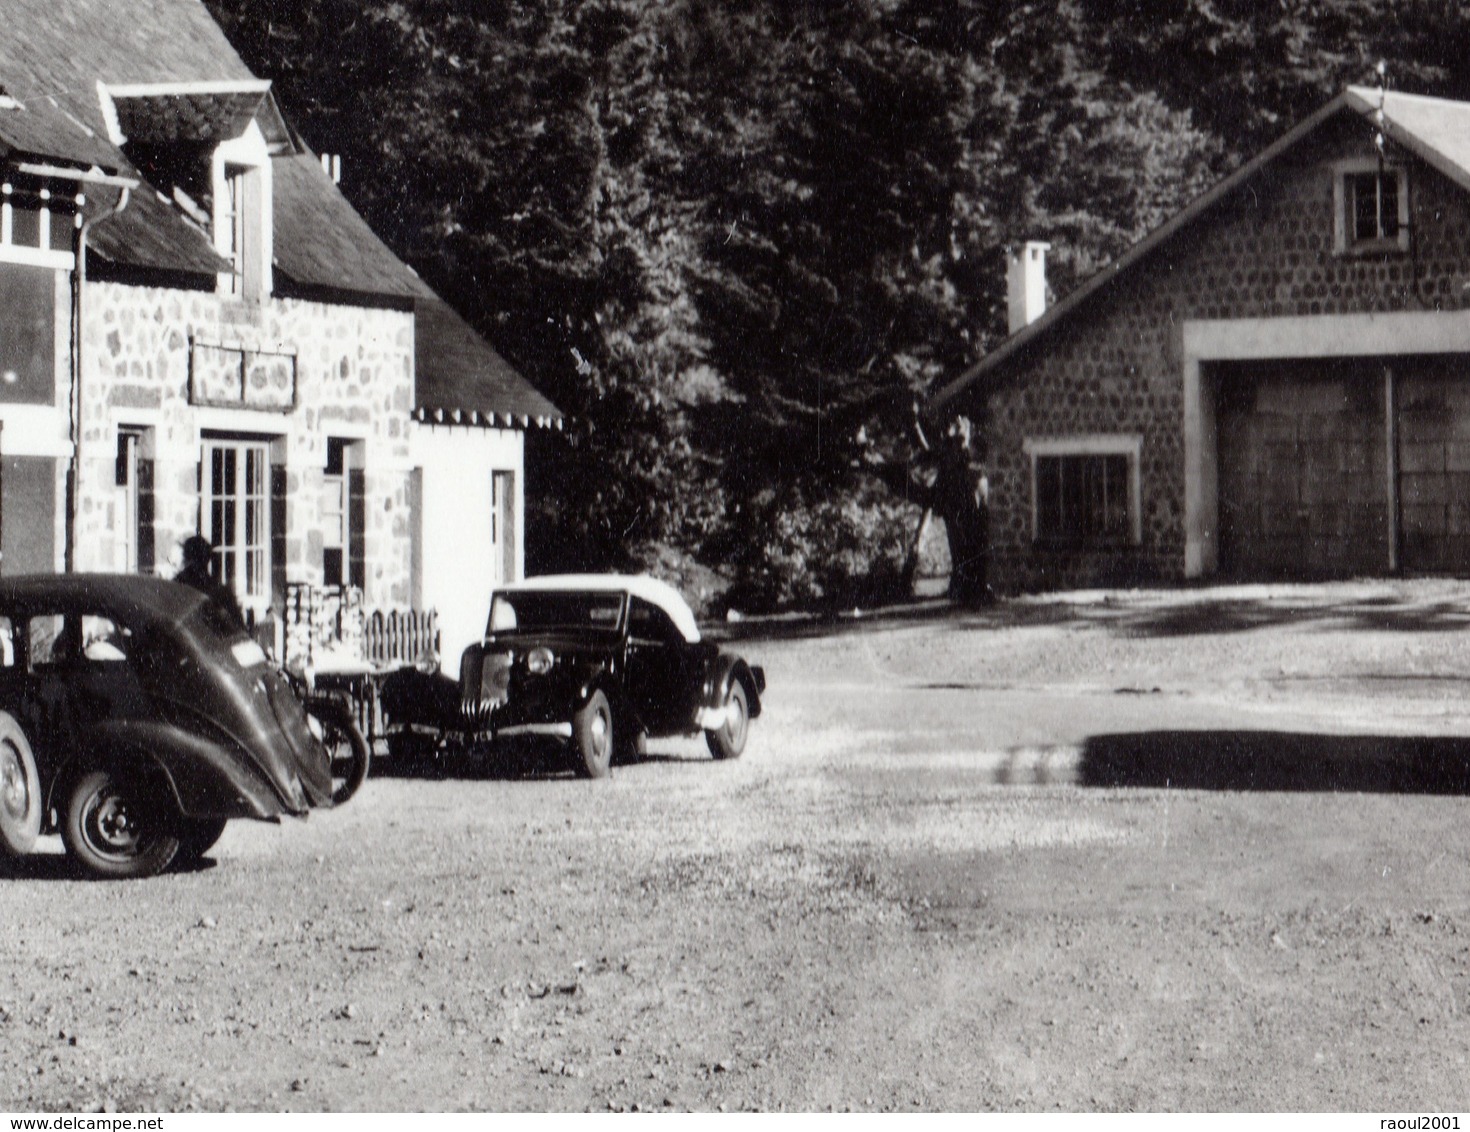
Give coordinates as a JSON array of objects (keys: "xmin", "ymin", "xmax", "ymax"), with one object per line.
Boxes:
[{"xmin": 189, "ymin": 337, "xmax": 297, "ymax": 412}]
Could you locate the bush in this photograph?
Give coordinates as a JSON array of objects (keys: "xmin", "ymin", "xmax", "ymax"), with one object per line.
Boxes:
[{"xmin": 727, "ymin": 481, "xmax": 919, "ymax": 612}]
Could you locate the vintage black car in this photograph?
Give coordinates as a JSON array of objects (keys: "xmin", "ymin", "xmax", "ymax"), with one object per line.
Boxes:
[
  {"xmin": 382, "ymin": 575, "xmax": 765, "ymax": 777},
  {"xmin": 0, "ymin": 574, "xmax": 341, "ymax": 878}
]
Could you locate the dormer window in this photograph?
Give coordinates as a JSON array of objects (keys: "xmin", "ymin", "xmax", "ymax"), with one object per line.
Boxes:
[
  {"xmin": 223, "ymin": 162, "xmax": 263, "ymax": 298},
  {"xmin": 99, "ymin": 82, "xmax": 277, "ymax": 302},
  {"xmin": 211, "ymin": 129, "xmax": 271, "ymax": 302},
  {"xmin": 1334, "ymin": 161, "xmax": 1409, "ymax": 254}
]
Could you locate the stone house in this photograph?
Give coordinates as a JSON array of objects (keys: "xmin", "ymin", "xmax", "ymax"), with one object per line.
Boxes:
[
  {"xmin": 932, "ymin": 86, "xmax": 1470, "ymax": 591},
  {"xmin": 0, "ymin": 0, "xmax": 560, "ymax": 669}
]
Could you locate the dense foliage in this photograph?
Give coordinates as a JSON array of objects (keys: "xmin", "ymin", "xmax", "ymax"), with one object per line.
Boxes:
[{"xmin": 205, "ymin": 0, "xmax": 1465, "ymax": 608}]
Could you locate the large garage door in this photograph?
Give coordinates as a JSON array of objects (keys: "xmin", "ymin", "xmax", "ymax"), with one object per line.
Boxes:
[
  {"xmin": 1397, "ymin": 358, "xmax": 1470, "ymax": 573},
  {"xmin": 1216, "ymin": 359, "xmax": 1388, "ymax": 578}
]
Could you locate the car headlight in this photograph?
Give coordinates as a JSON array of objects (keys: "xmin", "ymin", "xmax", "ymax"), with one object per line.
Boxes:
[{"xmin": 526, "ymin": 647, "xmax": 555, "ymax": 675}]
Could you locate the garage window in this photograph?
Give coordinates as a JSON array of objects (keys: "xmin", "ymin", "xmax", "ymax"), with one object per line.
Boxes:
[
  {"xmin": 1334, "ymin": 162, "xmax": 1409, "ymax": 253},
  {"xmin": 1025, "ymin": 436, "xmax": 1142, "ymax": 549}
]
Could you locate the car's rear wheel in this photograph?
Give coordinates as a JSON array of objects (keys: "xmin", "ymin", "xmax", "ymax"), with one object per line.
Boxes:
[
  {"xmin": 705, "ymin": 680, "xmax": 750, "ymax": 760},
  {"xmin": 62, "ymin": 768, "xmax": 180, "ymax": 880},
  {"xmin": 572, "ymin": 689, "xmax": 614, "ymax": 778},
  {"xmin": 175, "ymin": 816, "xmax": 229, "ymax": 862},
  {"xmin": 0, "ymin": 712, "xmax": 41, "ymax": 857}
]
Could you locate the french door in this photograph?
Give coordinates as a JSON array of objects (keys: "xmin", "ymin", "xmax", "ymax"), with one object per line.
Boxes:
[{"xmin": 202, "ymin": 439, "xmax": 270, "ymax": 609}]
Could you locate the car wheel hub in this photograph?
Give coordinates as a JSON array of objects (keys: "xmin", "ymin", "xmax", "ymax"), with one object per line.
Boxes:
[
  {"xmin": 88, "ymin": 791, "xmax": 142, "ymax": 856},
  {"xmin": 0, "ymin": 744, "xmax": 27, "ymax": 821}
]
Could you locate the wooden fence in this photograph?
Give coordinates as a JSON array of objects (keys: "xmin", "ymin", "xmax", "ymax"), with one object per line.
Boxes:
[{"xmin": 282, "ymin": 583, "xmax": 439, "ymax": 672}]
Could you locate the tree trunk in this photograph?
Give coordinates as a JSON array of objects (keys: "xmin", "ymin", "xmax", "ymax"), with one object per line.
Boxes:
[{"xmin": 900, "ymin": 506, "xmax": 932, "ymax": 595}]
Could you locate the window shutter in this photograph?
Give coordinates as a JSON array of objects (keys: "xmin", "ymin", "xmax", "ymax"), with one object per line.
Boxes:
[
  {"xmin": 270, "ymin": 463, "xmax": 286, "ymax": 607},
  {"xmin": 348, "ymin": 467, "xmax": 365, "ymax": 590},
  {"xmin": 137, "ymin": 458, "xmax": 155, "ymax": 574}
]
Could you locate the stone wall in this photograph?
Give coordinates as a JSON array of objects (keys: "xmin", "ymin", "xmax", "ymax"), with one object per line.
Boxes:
[
  {"xmin": 72, "ymin": 279, "xmax": 416, "ymax": 611},
  {"xmin": 976, "ymin": 116, "xmax": 1470, "ymax": 591}
]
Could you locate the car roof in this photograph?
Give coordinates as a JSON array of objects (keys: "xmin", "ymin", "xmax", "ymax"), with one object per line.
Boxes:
[
  {"xmin": 496, "ymin": 574, "xmax": 702, "ymax": 643},
  {"xmin": 0, "ymin": 573, "xmax": 209, "ymax": 631}
]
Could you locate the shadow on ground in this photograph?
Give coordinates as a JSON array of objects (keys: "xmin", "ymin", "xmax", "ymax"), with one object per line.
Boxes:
[
  {"xmin": 1081, "ymin": 730, "xmax": 1470, "ymax": 795},
  {"xmin": 0, "ymin": 850, "xmax": 219, "ymax": 882},
  {"xmin": 368, "ymin": 744, "xmax": 713, "ymax": 782}
]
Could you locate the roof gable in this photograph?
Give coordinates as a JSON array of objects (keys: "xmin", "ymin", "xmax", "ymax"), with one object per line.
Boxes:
[{"xmin": 931, "ymin": 86, "xmax": 1470, "ymax": 415}]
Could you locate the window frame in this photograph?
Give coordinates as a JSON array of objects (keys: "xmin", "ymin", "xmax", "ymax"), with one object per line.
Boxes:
[
  {"xmin": 201, "ymin": 437, "xmax": 272, "ymax": 614},
  {"xmin": 321, "ymin": 437, "xmax": 365, "ymax": 590},
  {"xmin": 114, "ymin": 425, "xmax": 155, "ymax": 574},
  {"xmin": 211, "ymin": 124, "xmax": 272, "ymax": 302},
  {"xmin": 491, "ymin": 469, "xmax": 516, "ymax": 585},
  {"xmin": 1333, "ymin": 160, "xmax": 1410, "ymax": 255},
  {"xmin": 1023, "ymin": 435, "xmax": 1143, "ymax": 550}
]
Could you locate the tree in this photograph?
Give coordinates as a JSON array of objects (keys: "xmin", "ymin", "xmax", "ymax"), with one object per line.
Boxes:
[{"xmin": 205, "ymin": 0, "xmax": 1470, "ymax": 608}]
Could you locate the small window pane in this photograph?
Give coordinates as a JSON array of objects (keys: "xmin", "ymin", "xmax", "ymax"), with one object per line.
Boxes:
[
  {"xmin": 9, "ymin": 207, "xmax": 39, "ymax": 248},
  {"xmin": 1035, "ymin": 452, "xmax": 1133, "ymax": 546},
  {"xmin": 49, "ymin": 210, "xmax": 72, "ymax": 249}
]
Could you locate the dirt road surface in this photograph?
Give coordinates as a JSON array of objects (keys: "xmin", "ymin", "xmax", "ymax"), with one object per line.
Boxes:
[{"xmin": 6, "ymin": 580, "xmax": 1470, "ymax": 1112}]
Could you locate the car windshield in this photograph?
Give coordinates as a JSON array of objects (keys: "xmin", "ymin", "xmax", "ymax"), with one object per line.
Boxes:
[{"xmin": 488, "ymin": 590, "xmax": 625, "ymax": 635}]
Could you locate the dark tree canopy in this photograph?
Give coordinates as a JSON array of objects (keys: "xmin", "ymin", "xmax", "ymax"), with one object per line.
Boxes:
[{"xmin": 204, "ymin": 0, "xmax": 1463, "ymax": 608}]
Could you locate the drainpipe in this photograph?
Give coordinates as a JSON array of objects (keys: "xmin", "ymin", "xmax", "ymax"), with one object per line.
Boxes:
[{"xmin": 65, "ymin": 182, "xmax": 131, "ymax": 573}]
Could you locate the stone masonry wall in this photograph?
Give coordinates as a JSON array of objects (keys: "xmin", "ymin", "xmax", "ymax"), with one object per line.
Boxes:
[
  {"xmin": 978, "ymin": 115, "xmax": 1470, "ymax": 591},
  {"xmin": 72, "ymin": 280, "xmax": 416, "ymax": 611}
]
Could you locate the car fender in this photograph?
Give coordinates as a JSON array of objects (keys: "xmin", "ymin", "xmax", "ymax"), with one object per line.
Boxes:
[
  {"xmin": 577, "ymin": 664, "xmax": 650, "ymax": 736},
  {"xmin": 47, "ymin": 719, "xmax": 291, "ymax": 822},
  {"xmin": 703, "ymin": 654, "xmax": 764, "ymax": 720}
]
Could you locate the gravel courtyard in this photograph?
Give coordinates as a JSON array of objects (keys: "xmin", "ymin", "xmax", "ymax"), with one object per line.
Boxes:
[{"xmin": 6, "ymin": 579, "xmax": 1470, "ymax": 1112}]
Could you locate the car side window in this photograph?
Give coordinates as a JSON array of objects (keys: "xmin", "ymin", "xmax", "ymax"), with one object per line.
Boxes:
[
  {"xmin": 628, "ymin": 598, "xmax": 679, "ymax": 645},
  {"xmin": 28, "ymin": 614, "xmax": 73, "ymax": 669},
  {"xmin": 0, "ymin": 617, "xmax": 13, "ymax": 668}
]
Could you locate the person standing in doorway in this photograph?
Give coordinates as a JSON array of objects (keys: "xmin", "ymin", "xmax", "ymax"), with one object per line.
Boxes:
[{"xmin": 175, "ymin": 535, "xmax": 246, "ymax": 631}]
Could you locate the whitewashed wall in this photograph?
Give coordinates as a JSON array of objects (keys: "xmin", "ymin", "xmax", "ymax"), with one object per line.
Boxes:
[{"xmin": 408, "ymin": 421, "xmax": 524, "ymax": 676}]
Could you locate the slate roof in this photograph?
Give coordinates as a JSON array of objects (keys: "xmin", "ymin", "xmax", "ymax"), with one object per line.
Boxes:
[
  {"xmin": 413, "ymin": 298, "xmax": 563, "ymax": 428},
  {"xmin": 271, "ymin": 152, "xmax": 433, "ymax": 304},
  {"xmin": 931, "ymin": 86, "xmax": 1470, "ymax": 416},
  {"xmin": 0, "ymin": 0, "xmax": 560, "ymax": 425},
  {"xmin": 111, "ymin": 86, "xmax": 270, "ymax": 147}
]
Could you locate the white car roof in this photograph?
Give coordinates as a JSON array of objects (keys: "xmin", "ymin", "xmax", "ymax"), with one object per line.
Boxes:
[{"xmin": 495, "ymin": 574, "xmax": 702, "ymax": 643}]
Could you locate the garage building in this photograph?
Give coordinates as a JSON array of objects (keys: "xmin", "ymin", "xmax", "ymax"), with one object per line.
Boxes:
[{"xmin": 932, "ymin": 87, "xmax": 1470, "ymax": 591}]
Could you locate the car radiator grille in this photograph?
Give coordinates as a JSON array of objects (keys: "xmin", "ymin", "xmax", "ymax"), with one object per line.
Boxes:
[{"xmin": 461, "ymin": 649, "xmax": 512, "ymax": 728}]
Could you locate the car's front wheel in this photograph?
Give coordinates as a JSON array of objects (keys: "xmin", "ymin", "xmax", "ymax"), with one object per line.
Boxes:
[
  {"xmin": 705, "ymin": 680, "xmax": 750, "ymax": 760},
  {"xmin": 572, "ymin": 689, "xmax": 614, "ymax": 779},
  {"xmin": 0, "ymin": 712, "xmax": 41, "ymax": 857},
  {"xmin": 61, "ymin": 768, "xmax": 180, "ymax": 880}
]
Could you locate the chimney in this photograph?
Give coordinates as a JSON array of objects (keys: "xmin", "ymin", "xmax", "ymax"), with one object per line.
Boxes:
[{"xmin": 1007, "ymin": 241, "xmax": 1050, "ymax": 335}]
